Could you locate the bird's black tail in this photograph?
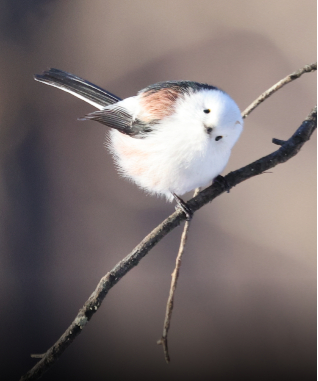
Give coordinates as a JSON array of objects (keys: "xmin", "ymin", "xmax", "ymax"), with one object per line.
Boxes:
[{"xmin": 34, "ymin": 68, "xmax": 121, "ymax": 109}]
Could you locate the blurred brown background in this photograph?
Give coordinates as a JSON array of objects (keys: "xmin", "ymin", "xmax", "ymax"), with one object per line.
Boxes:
[{"xmin": 0, "ymin": 1, "xmax": 316, "ymax": 380}]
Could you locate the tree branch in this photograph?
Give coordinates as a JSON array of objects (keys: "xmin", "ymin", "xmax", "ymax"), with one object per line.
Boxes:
[
  {"xmin": 20, "ymin": 63, "xmax": 317, "ymax": 381},
  {"xmin": 20, "ymin": 106, "xmax": 317, "ymax": 381},
  {"xmin": 242, "ymin": 62, "xmax": 317, "ymax": 118}
]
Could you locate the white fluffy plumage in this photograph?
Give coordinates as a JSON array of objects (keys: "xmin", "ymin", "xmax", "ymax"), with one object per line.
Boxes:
[{"xmin": 109, "ymin": 89, "xmax": 243, "ymax": 200}]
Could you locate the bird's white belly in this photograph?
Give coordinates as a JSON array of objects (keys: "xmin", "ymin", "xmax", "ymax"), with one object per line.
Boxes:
[{"xmin": 109, "ymin": 129, "xmax": 230, "ymax": 201}]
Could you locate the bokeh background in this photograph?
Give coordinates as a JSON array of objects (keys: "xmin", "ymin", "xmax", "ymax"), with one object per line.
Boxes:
[{"xmin": 0, "ymin": 1, "xmax": 316, "ymax": 380}]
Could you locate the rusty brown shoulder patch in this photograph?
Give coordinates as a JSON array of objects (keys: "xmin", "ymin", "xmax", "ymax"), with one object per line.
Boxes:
[{"xmin": 138, "ymin": 87, "xmax": 183, "ymax": 122}]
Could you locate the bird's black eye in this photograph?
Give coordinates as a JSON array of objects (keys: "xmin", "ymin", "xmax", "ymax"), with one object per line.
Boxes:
[
  {"xmin": 203, "ymin": 109, "xmax": 210, "ymax": 114},
  {"xmin": 215, "ymin": 136, "xmax": 223, "ymax": 141}
]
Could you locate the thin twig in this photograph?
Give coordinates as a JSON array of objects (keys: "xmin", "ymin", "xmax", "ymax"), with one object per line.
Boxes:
[
  {"xmin": 30, "ymin": 355, "xmax": 45, "ymax": 359},
  {"xmin": 157, "ymin": 188, "xmax": 200, "ymax": 363},
  {"xmin": 20, "ymin": 63, "xmax": 316, "ymax": 381},
  {"xmin": 157, "ymin": 219, "xmax": 191, "ymax": 363},
  {"xmin": 272, "ymin": 138, "xmax": 286, "ymax": 146},
  {"xmin": 242, "ymin": 62, "xmax": 316, "ymax": 118}
]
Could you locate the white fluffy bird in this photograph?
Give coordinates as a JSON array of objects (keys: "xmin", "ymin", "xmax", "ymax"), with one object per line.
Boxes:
[{"xmin": 34, "ymin": 69, "xmax": 243, "ymax": 219}]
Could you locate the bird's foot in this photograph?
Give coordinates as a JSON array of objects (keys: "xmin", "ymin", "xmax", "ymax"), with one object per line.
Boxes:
[
  {"xmin": 213, "ymin": 175, "xmax": 231, "ymax": 193},
  {"xmin": 173, "ymin": 193, "xmax": 193, "ymax": 221}
]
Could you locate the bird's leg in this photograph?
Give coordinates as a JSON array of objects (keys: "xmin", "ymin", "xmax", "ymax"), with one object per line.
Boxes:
[
  {"xmin": 173, "ymin": 193, "xmax": 193, "ymax": 221},
  {"xmin": 213, "ymin": 175, "xmax": 231, "ymax": 193}
]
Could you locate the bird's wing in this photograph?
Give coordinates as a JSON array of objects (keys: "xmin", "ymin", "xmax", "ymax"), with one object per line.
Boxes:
[{"xmin": 82, "ymin": 107, "xmax": 153, "ymax": 137}]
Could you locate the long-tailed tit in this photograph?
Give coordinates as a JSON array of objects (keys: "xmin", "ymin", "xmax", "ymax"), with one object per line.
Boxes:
[{"xmin": 34, "ymin": 69, "xmax": 243, "ymax": 219}]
